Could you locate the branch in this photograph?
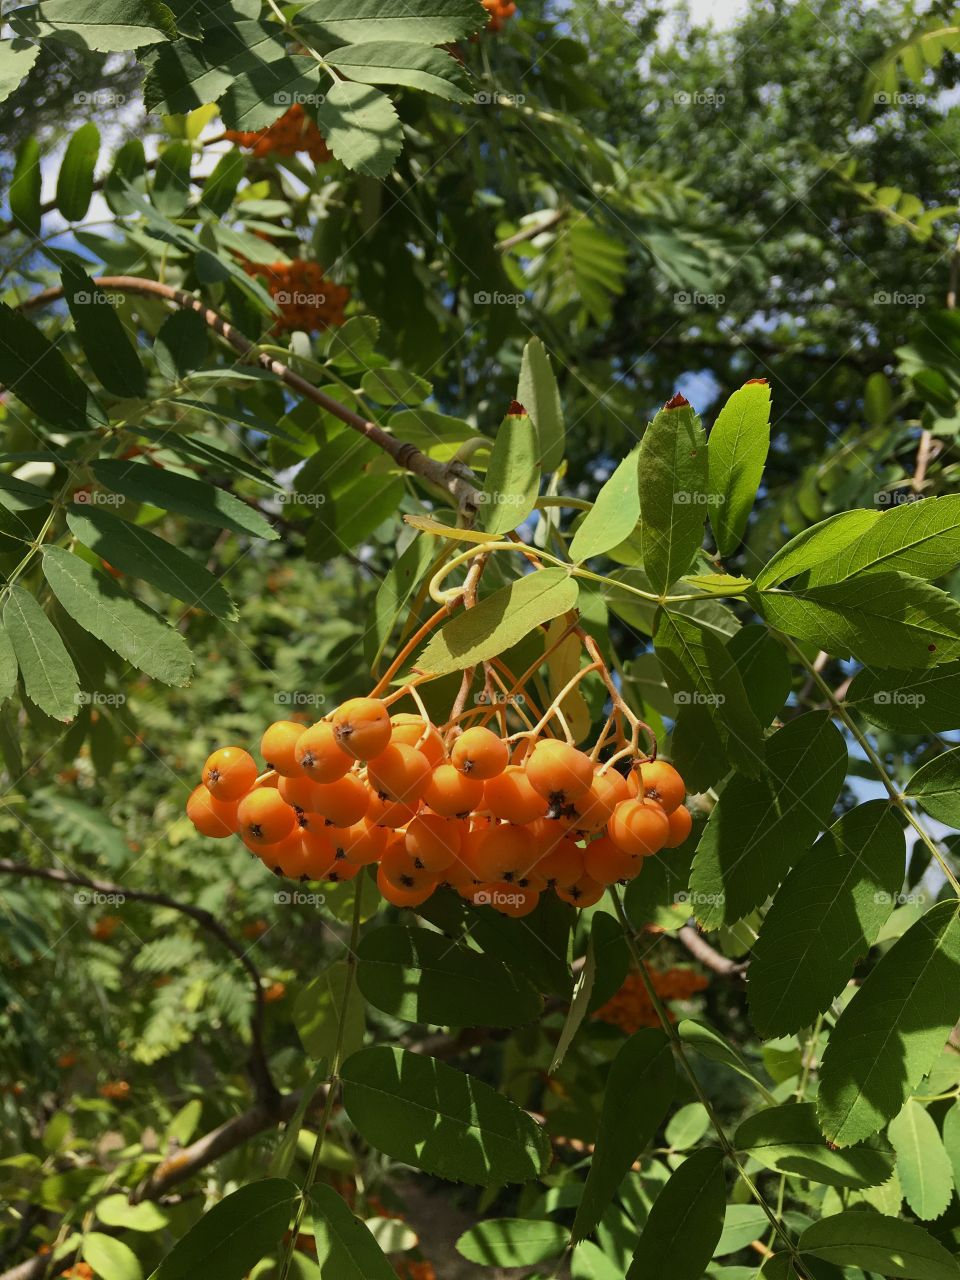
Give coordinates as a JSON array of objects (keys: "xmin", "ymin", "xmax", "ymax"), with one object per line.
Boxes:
[
  {"xmin": 19, "ymin": 277, "xmax": 482, "ymax": 517},
  {"xmin": 675, "ymin": 924, "xmax": 748, "ymax": 977},
  {"xmin": 0, "ymin": 860, "xmax": 280, "ymax": 1110},
  {"xmin": 496, "ymin": 208, "xmax": 565, "ymax": 251}
]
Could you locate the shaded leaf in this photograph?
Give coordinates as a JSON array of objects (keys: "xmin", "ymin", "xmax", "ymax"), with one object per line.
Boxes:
[
  {"xmin": 638, "ymin": 401, "xmax": 708, "ymax": 591},
  {"xmin": 708, "ymin": 380, "xmax": 772, "ymax": 557},
  {"xmin": 735, "ymin": 1103, "xmax": 894, "ymax": 1189},
  {"xmin": 626, "ymin": 1148, "xmax": 726, "ymax": 1280},
  {"xmin": 3, "ymin": 585, "xmax": 79, "ymax": 720}
]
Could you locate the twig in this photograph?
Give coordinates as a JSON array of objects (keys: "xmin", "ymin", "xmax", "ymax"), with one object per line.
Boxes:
[
  {"xmin": 675, "ymin": 924, "xmax": 749, "ymax": 977},
  {"xmin": 19, "ymin": 277, "xmax": 482, "ymax": 518},
  {"xmin": 0, "ymin": 859, "xmax": 280, "ymax": 1109},
  {"xmin": 495, "ymin": 208, "xmax": 566, "ymax": 251}
]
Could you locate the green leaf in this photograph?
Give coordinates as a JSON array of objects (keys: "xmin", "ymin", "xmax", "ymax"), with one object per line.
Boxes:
[
  {"xmin": 220, "ymin": 57, "xmax": 323, "ymax": 133},
  {"xmin": 42, "ymin": 547, "xmax": 193, "ymax": 686},
  {"xmin": 756, "ymin": 508, "xmax": 880, "ymax": 590},
  {"xmin": 456, "ymin": 1219, "xmax": 568, "ymax": 1267},
  {"xmin": 572, "ymin": 1029, "xmax": 675, "ymax": 1241},
  {"xmin": 905, "ymin": 747, "xmax": 960, "ymax": 827},
  {"xmin": 56, "ymin": 123, "xmax": 100, "ymax": 222},
  {"xmin": 153, "ymin": 140, "xmax": 192, "ymax": 217},
  {"xmin": 798, "ymin": 1212, "xmax": 960, "ymax": 1280},
  {"xmin": 296, "ymin": 0, "xmax": 487, "ymax": 45},
  {"xmin": 569, "ymin": 446, "xmax": 641, "ymax": 563},
  {"xmin": 688, "ymin": 711, "xmax": 847, "ymax": 929},
  {"xmin": 0, "ymin": 302, "xmax": 106, "ymax": 430},
  {"xmin": 97, "ymin": 1194, "xmax": 170, "ymax": 1232},
  {"xmin": 707, "ymin": 380, "xmax": 772, "ymax": 557},
  {"xmin": 9, "ymin": 0, "xmax": 177, "ymax": 51},
  {"xmin": 805, "ymin": 495, "xmax": 960, "ymax": 585},
  {"xmin": 665, "ymin": 1103, "xmax": 711, "ymax": 1151},
  {"xmin": 748, "ymin": 801, "xmax": 905, "ymax": 1038},
  {"xmin": 638, "ymin": 400, "xmax": 709, "ymax": 592},
  {"xmin": 356, "ymin": 925, "xmax": 542, "ymax": 1028},
  {"xmin": 625, "ymin": 1148, "xmax": 726, "ymax": 1280},
  {"xmin": 847, "ymin": 662, "xmax": 960, "ymax": 734},
  {"xmin": 200, "ymin": 148, "xmax": 245, "ymax": 218},
  {"xmin": 0, "ymin": 625, "xmax": 19, "ymax": 704},
  {"xmin": 148, "ymin": 1179, "xmax": 298, "ymax": 1280},
  {"xmin": 517, "ymin": 337, "xmax": 565, "ymax": 472},
  {"xmin": 66, "ymin": 506, "xmax": 237, "ymax": 622},
  {"xmin": 3, "ymin": 585, "xmax": 79, "ymax": 720},
  {"xmin": 325, "ymin": 41, "xmax": 471, "ymax": 102},
  {"xmin": 103, "ymin": 137, "xmax": 147, "ymax": 217},
  {"xmin": 889, "ymin": 1099, "xmax": 954, "ymax": 1221},
  {"xmin": 293, "ymin": 961, "xmax": 365, "ymax": 1063},
  {"xmin": 759, "ymin": 570, "xmax": 960, "ymax": 670},
  {"xmin": 714, "ymin": 1205, "xmax": 770, "ymax": 1257},
  {"xmin": 63, "ymin": 267, "xmax": 147, "ymax": 398},
  {"xmin": 481, "ymin": 409, "xmax": 541, "ymax": 536},
  {"xmin": 360, "ymin": 366, "xmax": 432, "ymax": 405},
  {"xmin": 309, "ymin": 1184, "xmax": 397, "ymax": 1280},
  {"xmin": 550, "ymin": 922, "xmax": 598, "ymax": 1072},
  {"xmin": 0, "ymin": 38, "xmax": 39, "ymax": 104},
  {"xmin": 943, "ymin": 1100, "xmax": 960, "ymax": 1194},
  {"xmin": 726, "ymin": 623, "xmax": 791, "ymax": 725},
  {"xmin": 734, "ymin": 1103, "xmax": 894, "ymax": 1189},
  {"xmin": 92, "ymin": 460, "xmax": 278, "ymax": 542},
  {"xmin": 314, "ymin": 81, "xmax": 403, "ymax": 179},
  {"xmin": 83, "ymin": 1233, "xmax": 142, "ymax": 1280},
  {"xmin": 10, "ymin": 136, "xmax": 41, "ymax": 235},
  {"xmin": 416, "ymin": 568, "xmax": 578, "ymax": 676},
  {"xmin": 154, "ymin": 309, "xmax": 208, "ymax": 381},
  {"xmin": 340, "ymin": 1045, "xmax": 550, "ymax": 1186},
  {"xmin": 818, "ymin": 900, "xmax": 960, "ymax": 1146}
]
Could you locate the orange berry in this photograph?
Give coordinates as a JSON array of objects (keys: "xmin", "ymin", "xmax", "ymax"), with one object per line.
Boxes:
[
  {"xmin": 571, "ymin": 769, "xmax": 629, "ymax": 832},
  {"xmin": 254, "ymin": 828, "xmax": 307, "ymax": 877},
  {"xmin": 327, "ymin": 855, "xmax": 362, "ymax": 882},
  {"xmin": 380, "ymin": 840, "xmax": 440, "ymax": 894},
  {"xmin": 535, "ymin": 835, "xmax": 585, "ymax": 886},
  {"xmin": 405, "ymin": 814, "xmax": 463, "ymax": 873},
  {"xmin": 260, "ymin": 721, "xmax": 306, "ymax": 777},
  {"xmin": 294, "ymin": 722, "xmax": 353, "ymax": 782},
  {"xmin": 332, "ymin": 697, "xmax": 392, "ymax": 760},
  {"xmin": 555, "ymin": 873, "xmax": 605, "ymax": 908},
  {"xmin": 187, "ymin": 784, "xmax": 239, "ymax": 837},
  {"xmin": 367, "ymin": 742, "xmax": 431, "ymax": 805},
  {"xmin": 483, "ymin": 765, "xmax": 548, "ymax": 824},
  {"xmin": 472, "ymin": 821, "xmax": 539, "ymax": 881},
  {"xmin": 278, "ymin": 774, "xmax": 320, "ymax": 811},
  {"xmin": 310, "ymin": 773, "xmax": 370, "ymax": 826},
  {"xmin": 238, "ymin": 788, "xmax": 297, "ymax": 846},
  {"xmin": 202, "ymin": 746, "xmax": 258, "ymax": 801},
  {"xmin": 636, "ymin": 760, "xmax": 685, "ymax": 814},
  {"xmin": 366, "ymin": 792, "xmax": 420, "ymax": 828},
  {"xmin": 390, "ymin": 714, "xmax": 445, "ymax": 767},
  {"xmin": 451, "ymin": 726, "xmax": 508, "ymax": 780},
  {"xmin": 584, "ymin": 835, "xmax": 641, "ymax": 885},
  {"xmin": 475, "ymin": 881, "xmax": 540, "ymax": 917},
  {"xmin": 300, "ymin": 826, "xmax": 338, "ymax": 879},
  {"xmin": 377, "ymin": 862, "xmax": 436, "ymax": 907},
  {"xmin": 607, "ymin": 799, "xmax": 670, "ymax": 857},
  {"xmin": 525, "ymin": 740, "xmax": 594, "ymax": 809},
  {"xmin": 664, "ymin": 804, "xmax": 693, "ymax": 848},
  {"xmin": 333, "ymin": 820, "xmax": 389, "ymax": 865},
  {"xmin": 527, "ymin": 815, "xmax": 568, "ymax": 857},
  {"xmin": 423, "ymin": 763, "xmax": 484, "ymax": 817}
]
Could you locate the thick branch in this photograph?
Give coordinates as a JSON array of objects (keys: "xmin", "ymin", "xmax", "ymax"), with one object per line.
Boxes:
[
  {"xmin": 0, "ymin": 860, "xmax": 280, "ymax": 1109},
  {"xmin": 19, "ymin": 277, "xmax": 482, "ymax": 517},
  {"xmin": 675, "ymin": 924, "xmax": 748, "ymax": 977},
  {"xmin": 496, "ymin": 208, "xmax": 565, "ymax": 251}
]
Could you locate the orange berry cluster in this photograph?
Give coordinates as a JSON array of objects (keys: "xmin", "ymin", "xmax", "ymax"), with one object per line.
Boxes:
[
  {"xmin": 592, "ymin": 969, "xmax": 709, "ymax": 1034},
  {"xmin": 482, "ymin": 0, "xmax": 517, "ymax": 30},
  {"xmin": 223, "ymin": 104, "xmax": 332, "ymax": 162},
  {"xmin": 187, "ymin": 697, "xmax": 692, "ymax": 918},
  {"xmin": 240, "ymin": 258, "xmax": 350, "ymax": 333}
]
